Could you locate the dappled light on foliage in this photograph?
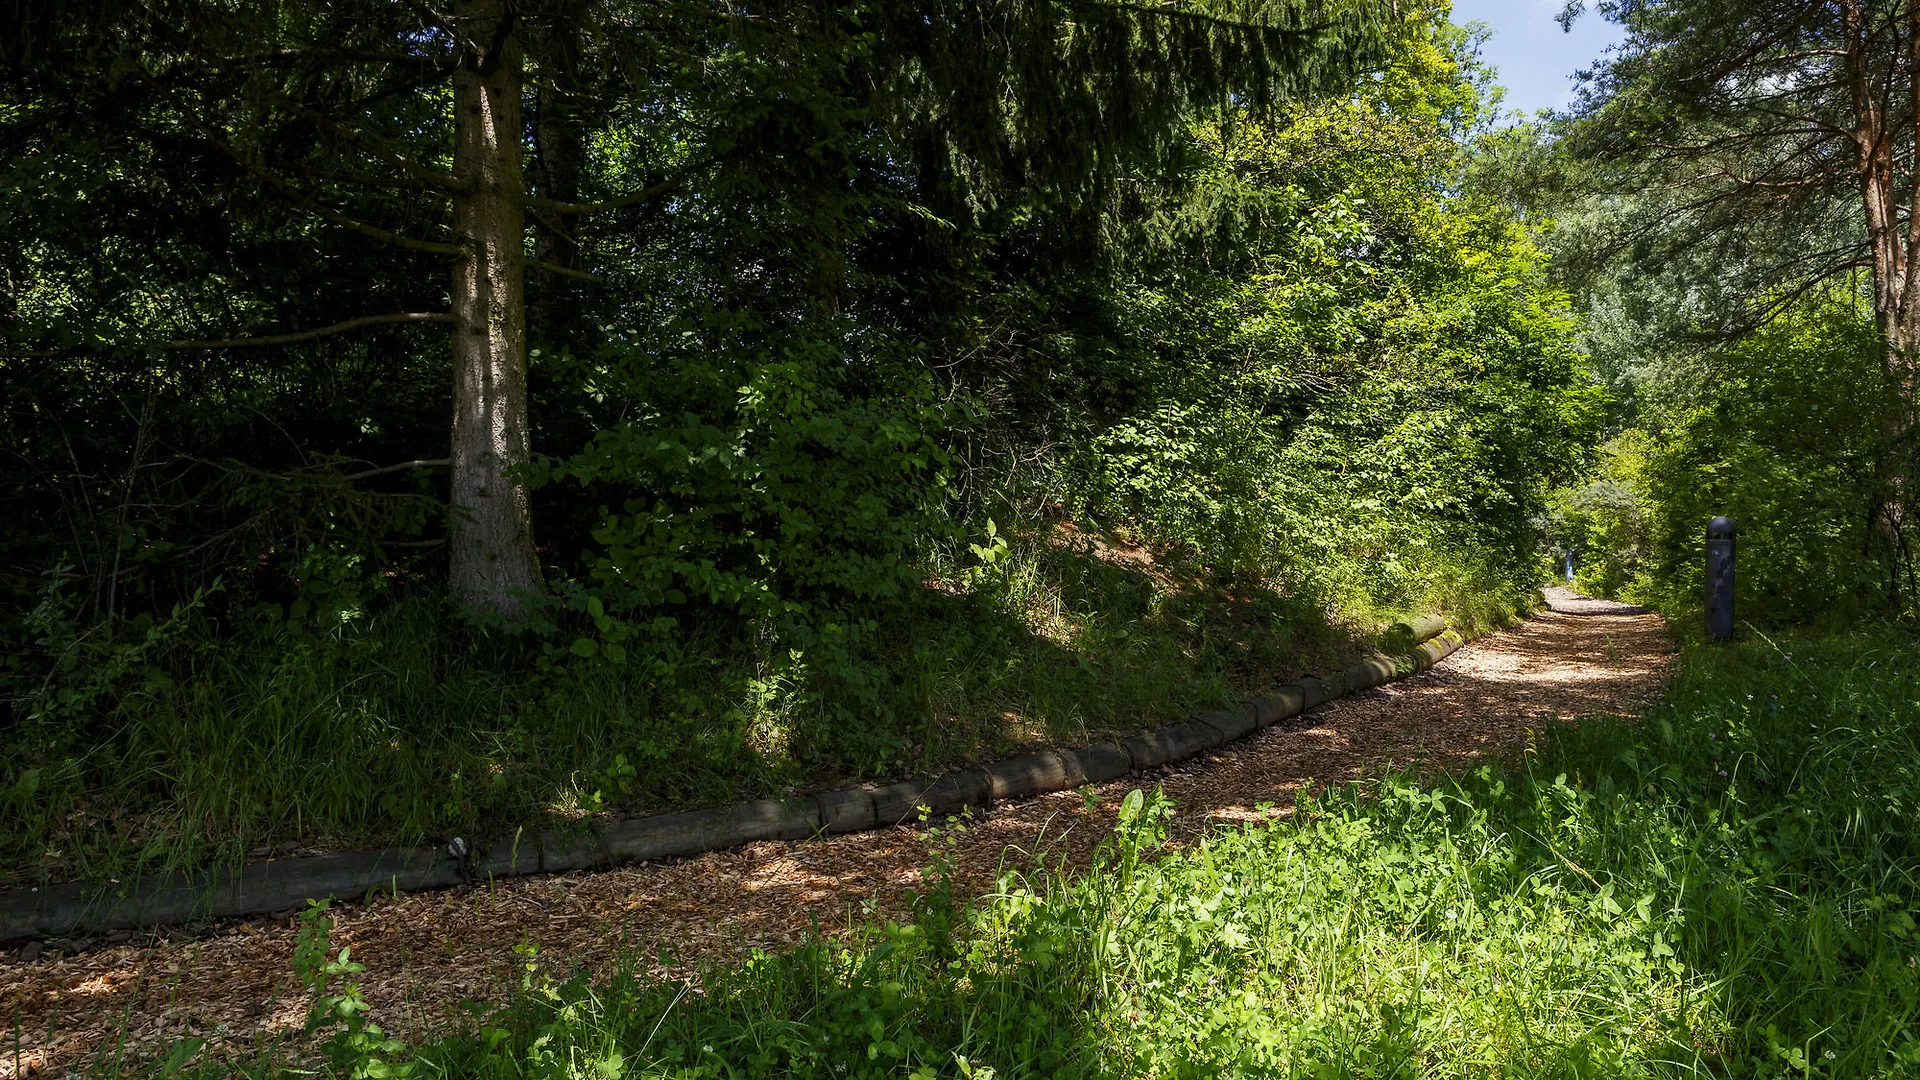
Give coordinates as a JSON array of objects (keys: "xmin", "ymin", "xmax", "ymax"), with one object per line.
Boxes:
[
  {"xmin": 0, "ymin": 2, "xmax": 1594, "ymax": 894},
  {"xmin": 18, "ymin": 0, "xmax": 1920, "ymax": 1073}
]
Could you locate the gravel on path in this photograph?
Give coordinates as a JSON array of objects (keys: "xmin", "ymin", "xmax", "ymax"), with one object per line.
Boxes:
[{"xmin": 1, "ymin": 595, "xmax": 1672, "ymax": 1077}]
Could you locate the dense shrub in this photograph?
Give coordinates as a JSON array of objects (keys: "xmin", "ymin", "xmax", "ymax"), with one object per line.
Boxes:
[{"xmin": 1548, "ymin": 290, "xmax": 1904, "ymax": 625}]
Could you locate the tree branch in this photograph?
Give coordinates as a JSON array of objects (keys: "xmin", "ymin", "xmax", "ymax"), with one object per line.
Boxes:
[
  {"xmin": 1084, "ymin": 1, "xmax": 1331, "ymax": 38},
  {"xmin": 213, "ymin": 48, "xmax": 454, "ymax": 68},
  {"xmin": 111, "ymin": 44, "xmax": 466, "ymax": 255},
  {"xmin": 1684, "ymin": 259, "xmax": 1873, "ymax": 341},
  {"xmin": 134, "ymin": 14, "xmax": 465, "ymax": 194},
  {"xmin": 341, "ymin": 458, "xmax": 451, "ymax": 481},
  {"xmin": 520, "ymin": 169, "xmax": 690, "ymax": 215},
  {"xmin": 529, "ymin": 259, "xmax": 602, "ymax": 281},
  {"xmin": 251, "ymin": 166, "xmax": 466, "ymax": 255},
  {"xmin": 296, "ymin": 160, "xmax": 461, "ymax": 197},
  {"xmin": 291, "ymin": 109, "xmax": 466, "ymax": 193},
  {"xmin": 164, "ymin": 312, "xmax": 454, "ymax": 349}
]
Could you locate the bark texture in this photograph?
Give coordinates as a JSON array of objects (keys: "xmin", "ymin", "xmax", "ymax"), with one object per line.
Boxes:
[
  {"xmin": 450, "ymin": 0, "xmax": 543, "ymax": 617},
  {"xmin": 1843, "ymin": 0, "xmax": 1920, "ymax": 370},
  {"xmin": 1841, "ymin": 0, "xmax": 1920, "ymax": 582}
]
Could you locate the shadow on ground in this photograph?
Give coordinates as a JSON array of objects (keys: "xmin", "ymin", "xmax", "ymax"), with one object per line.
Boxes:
[{"xmin": 0, "ymin": 598, "xmax": 1674, "ymax": 1076}]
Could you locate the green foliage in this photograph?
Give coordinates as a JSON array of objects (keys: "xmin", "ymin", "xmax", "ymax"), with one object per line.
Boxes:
[
  {"xmin": 1035, "ymin": 17, "xmax": 1601, "ymax": 612},
  {"xmin": 1635, "ymin": 295, "xmax": 1899, "ymax": 621},
  {"xmin": 0, "ymin": 528, "xmax": 1387, "ymax": 886},
  {"xmin": 0, "ymin": 5, "xmax": 1595, "ymax": 877},
  {"xmin": 291, "ymin": 901, "xmax": 416, "ymax": 1079},
  {"xmin": 1545, "ymin": 431, "xmax": 1652, "ymax": 599},
  {"xmin": 1548, "ymin": 0, "xmax": 1891, "ymax": 352},
  {"xmin": 127, "ymin": 628, "xmax": 1920, "ymax": 1078},
  {"xmin": 1548, "ymin": 289, "xmax": 1904, "ymax": 623},
  {"xmin": 1539, "ymin": 0, "xmax": 1920, "ymax": 626},
  {"xmin": 531, "ymin": 317, "xmax": 954, "ymax": 724}
]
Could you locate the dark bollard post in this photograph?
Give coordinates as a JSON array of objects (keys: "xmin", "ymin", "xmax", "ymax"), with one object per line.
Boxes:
[{"xmin": 1705, "ymin": 516, "xmax": 1735, "ymax": 641}]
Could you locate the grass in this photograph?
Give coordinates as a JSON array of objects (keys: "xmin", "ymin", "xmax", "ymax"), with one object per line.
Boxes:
[
  {"xmin": 2, "ymin": 524, "xmax": 1493, "ymax": 888},
  {"xmin": 92, "ymin": 623, "xmax": 1920, "ymax": 1078}
]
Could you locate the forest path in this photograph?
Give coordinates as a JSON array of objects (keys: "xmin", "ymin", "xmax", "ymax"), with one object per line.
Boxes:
[{"xmin": 2, "ymin": 592, "xmax": 1671, "ymax": 1076}]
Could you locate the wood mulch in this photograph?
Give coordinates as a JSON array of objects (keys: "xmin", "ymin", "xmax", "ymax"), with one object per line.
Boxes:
[{"xmin": 0, "ymin": 593, "xmax": 1672, "ymax": 1077}]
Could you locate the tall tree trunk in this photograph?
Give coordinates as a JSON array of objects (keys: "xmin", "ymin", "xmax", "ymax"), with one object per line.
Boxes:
[
  {"xmin": 1843, "ymin": 0, "xmax": 1920, "ymax": 599},
  {"xmin": 1843, "ymin": 0, "xmax": 1904, "ymax": 353},
  {"xmin": 449, "ymin": 0, "xmax": 543, "ymax": 617}
]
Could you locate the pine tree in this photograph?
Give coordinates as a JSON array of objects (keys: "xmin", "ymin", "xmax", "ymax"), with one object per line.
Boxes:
[{"xmin": 1568, "ymin": 0, "xmax": 1920, "ymax": 591}]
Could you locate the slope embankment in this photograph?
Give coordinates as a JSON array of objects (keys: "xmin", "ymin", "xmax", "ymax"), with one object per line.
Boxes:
[{"xmin": 0, "ymin": 594, "xmax": 1671, "ymax": 1078}]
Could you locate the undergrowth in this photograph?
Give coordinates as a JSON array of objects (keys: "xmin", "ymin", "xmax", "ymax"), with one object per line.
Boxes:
[
  {"xmin": 1, "ymin": 524, "xmax": 1502, "ymax": 888},
  {"xmin": 97, "ymin": 625, "xmax": 1920, "ymax": 1078}
]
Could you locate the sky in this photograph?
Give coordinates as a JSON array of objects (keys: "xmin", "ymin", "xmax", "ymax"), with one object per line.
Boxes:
[{"xmin": 1448, "ymin": 0, "xmax": 1626, "ymax": 117}]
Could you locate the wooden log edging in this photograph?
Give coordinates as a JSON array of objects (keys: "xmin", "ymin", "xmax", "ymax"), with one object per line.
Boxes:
[{"xmin": 0, "ymin": 620, "xmax": 1464, "ymax": 943}]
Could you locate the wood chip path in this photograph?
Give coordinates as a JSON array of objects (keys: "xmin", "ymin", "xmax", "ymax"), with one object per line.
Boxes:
[{"xmin": 1, "ymin": 592, "xmax": 1671, "ymax": 1076}]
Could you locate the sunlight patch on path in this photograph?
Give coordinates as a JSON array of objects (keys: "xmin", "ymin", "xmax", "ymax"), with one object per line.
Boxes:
[{"xmin": 0, "ymin": 595, "xmax": 1674, "ymax": 1076}]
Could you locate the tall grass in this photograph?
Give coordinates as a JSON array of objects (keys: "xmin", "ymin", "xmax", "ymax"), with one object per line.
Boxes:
[
  {"xmin": 137, "ymin": 626, "xmax": 1920, "ymax": 1078},
  {"xmin": 4, "ymin": 525, "xmax": 1445, "ymax": 887}
]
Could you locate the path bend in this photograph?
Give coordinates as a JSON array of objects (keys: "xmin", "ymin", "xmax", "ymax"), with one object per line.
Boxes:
[{"xmin": 0, "ymin": 593, "xmax": 1671, "ymax": 1077}]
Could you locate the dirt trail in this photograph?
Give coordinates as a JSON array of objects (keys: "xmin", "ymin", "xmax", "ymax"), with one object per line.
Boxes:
[{"xmin": 1, "ymin": 592, "xmax": 1670, "ymax": 1076}]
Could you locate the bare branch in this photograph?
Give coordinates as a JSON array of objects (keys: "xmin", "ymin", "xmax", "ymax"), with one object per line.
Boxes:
[
  {"xmin": 1763, "ymin": 49, "xmax": 1852, "ymax": 61},
  {"xmin": 252, "ymin": 168, "xmax": 466, "ymax": 255},
  {"xmin": 135, "ymin": 12, "xmax": 465, "ymax": 194},
  {"xmin": 212, "ymin": 48, "xmax": 454, "ymax": 68},
  {"xmin": 164, "ymin": 312, "xmax": 454, "ymax": 350},
  {"xmin": 296, "ymin": 161, "xmax": 461, "ymax": 197},
  {"xmin": 341, "ymin": 458, "xmax": 451, "ymax": 481},
  {"xmin": 1685, "ymin": 259, "xmax": 1873, "ymax": 341},
  {"xmin": 403, "ymin": 0, "xmax": 461, "ymax": 37},
  {"xmin": 529, "ymin": 259, "xmax": 602, "ymax": 282},
  {"xmin": 1718, "ymin": 169, "xmax": 1853, "ymax": 190}
]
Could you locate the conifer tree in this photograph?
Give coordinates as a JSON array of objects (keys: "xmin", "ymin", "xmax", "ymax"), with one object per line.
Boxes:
[
  {"xmin": 2, "ymin": 0, "xmax": 1395, "ymax": 616},
  {"xmin": 1568, "ymin": 0, "xmax": 1920, "ymax": 584}
]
